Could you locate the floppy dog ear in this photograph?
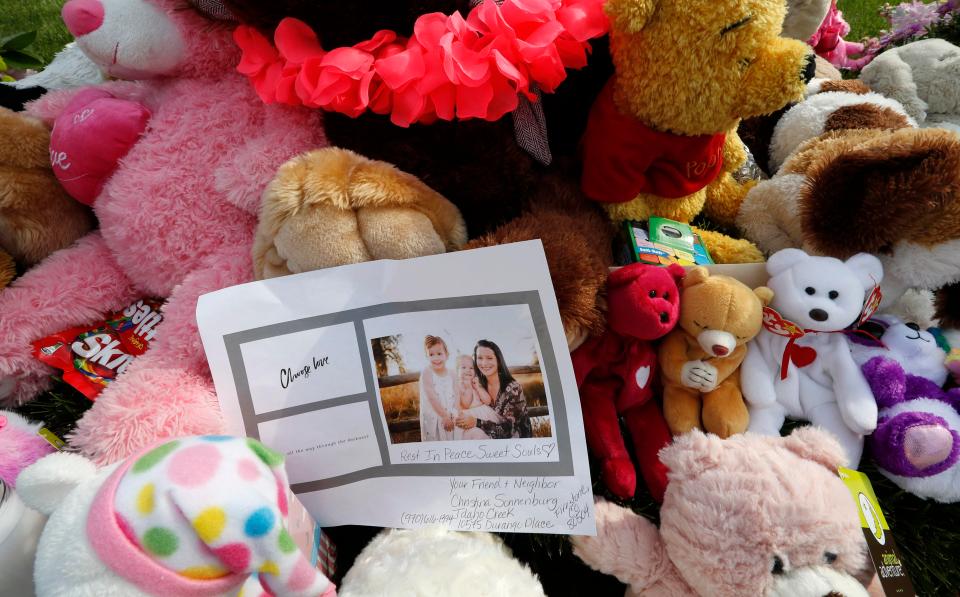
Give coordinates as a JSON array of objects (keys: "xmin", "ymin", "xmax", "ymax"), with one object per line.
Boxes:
[
  {"xmin": 801, "ymin": 127, "xmax": 960, "ymax": 257},
  {"xmin": 605, "ymin": 0, "xmax": 658, "ymax": 34}
]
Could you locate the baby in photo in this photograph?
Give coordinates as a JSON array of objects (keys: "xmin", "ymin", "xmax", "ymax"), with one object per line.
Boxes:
[{"xmin": 454, "ymin": 354, "xmax": 501, "ymax": 440}]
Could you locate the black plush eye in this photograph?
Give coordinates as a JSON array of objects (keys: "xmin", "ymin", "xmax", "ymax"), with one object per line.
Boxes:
[
  {"xmin": 805, "ymin": 287, "xmax": 816, "ymax": 295},
  {"xmin": 906, "ymin": 322, "xmax": 920, "ymax": 331},
  {"xmin": 664, "ymin": 292, "xmax": 670, "ymax": 301},
  {"xmin": 828, "ymin": 290, "xmax": 839, "ymax": 299},
  {"xmin": 772, "ymin": 555, "xmax": 785, "ymax": 575},
  {"xmin": 649, "ymin": 290, "xmax": 657, "ymax": 298},
  {"xmin": 824, "ymin": 551, "xmax": 838, "ymax": 564}
]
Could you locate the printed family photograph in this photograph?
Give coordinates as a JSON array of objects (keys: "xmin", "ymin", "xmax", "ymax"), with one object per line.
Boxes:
[{"xmin": 367, "ymin": 305, "xmax": 553, "ymax": 444}]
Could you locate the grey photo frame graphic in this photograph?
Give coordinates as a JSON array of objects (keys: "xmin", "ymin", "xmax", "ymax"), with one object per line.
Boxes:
[{"xmin": 222, "ymin": 291, "xmax": 574, "ymax": 493}]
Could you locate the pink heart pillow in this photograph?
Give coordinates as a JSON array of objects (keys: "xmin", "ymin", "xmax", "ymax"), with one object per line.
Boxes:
[{"xmin": 49, "ymin": 88, "xmax": 151, "ymax": 206}]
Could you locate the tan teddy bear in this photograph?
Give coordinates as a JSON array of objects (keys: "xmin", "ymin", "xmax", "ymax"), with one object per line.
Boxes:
[
  {"xmin": 0, "ymin": 107, "xmax": 94, "ymax": 267},
  {"xmin": 580, "ymin": 0, "xmax": 814, "ymax": 264},
  {"xmin": 658, "ymin": 267, "xmax": 772, "ymax": 437}
]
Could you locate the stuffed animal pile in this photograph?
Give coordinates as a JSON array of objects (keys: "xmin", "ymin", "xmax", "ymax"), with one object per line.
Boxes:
[
  {"xmin": 3, "ymin": 0, "xmax": 960, "ymax": 593},
  {"xmin": 0, "ymin": 0, "xmax": 327, "ymax": 465}
]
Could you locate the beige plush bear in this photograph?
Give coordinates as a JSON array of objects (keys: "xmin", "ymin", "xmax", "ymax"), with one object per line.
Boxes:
[{"xmin": 658, "ymin": 267, "xmax": 772, "ymax": 437}]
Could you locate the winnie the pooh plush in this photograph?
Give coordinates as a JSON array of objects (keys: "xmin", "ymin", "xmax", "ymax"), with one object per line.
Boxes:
[
  {"xmin": 580, "ymin": 0, "xmax": 815, "ymax": 263},
  {"xmin": 659, "ymin": 267, "xmax": 772, "ymax": 438}
]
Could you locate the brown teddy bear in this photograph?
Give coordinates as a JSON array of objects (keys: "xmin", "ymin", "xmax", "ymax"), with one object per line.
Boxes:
[
  {"xmin": 0, "ymin": 107, "xmax": 94, "ymax": 267},
  {"xmin": 223, "ymin": 0, "xmax": 616, "ymax": 347},
  {"xmin": 579, "ymin": 0, "xmax": 815, "ymax": 264},
  {"xmin": 659, "ymin": 267, "xmax": 772, "ymax": 437}
]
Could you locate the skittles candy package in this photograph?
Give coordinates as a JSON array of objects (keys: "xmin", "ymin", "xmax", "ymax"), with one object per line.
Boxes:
[{"xmin": 32, "ymin": 299, "xmax": 163, "ymax": 400}]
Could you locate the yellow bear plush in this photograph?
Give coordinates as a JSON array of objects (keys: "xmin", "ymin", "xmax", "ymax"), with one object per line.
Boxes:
[
  {"xmin": 659, "ymin": 267, "xmax": 773, "ymax": 437},
  {"xmin": 580, "ymin": 0, "xmax": 814, "ymax": 263}
]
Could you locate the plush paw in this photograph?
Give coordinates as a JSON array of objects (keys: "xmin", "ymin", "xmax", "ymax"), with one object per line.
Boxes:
[
  {"xmin": 903, "ymin": 425, "xmax": 956, "ymax": 470},
  {"xmin": 681, "ymin": 360, "xmax": 718, "ymax": 392},
  {"xmin": 602, "ymin": 457, "xmax": 637, "ymax": 499},
  {"xmin": 839, "ymin": 397, "xmax": 878, "ymax": 435},
  {"xmin": 254, "ymin": 148, "xmax": 466, "ymax": 279},
  {"xmin": 70, "ymin": 367, "xmax": 224, "ymax": 465}
]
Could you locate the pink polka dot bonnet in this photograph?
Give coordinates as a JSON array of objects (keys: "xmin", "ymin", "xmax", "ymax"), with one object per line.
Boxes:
[{"xmin": 86, "ymin": 435, "xmax": 335, "ymax": 597}]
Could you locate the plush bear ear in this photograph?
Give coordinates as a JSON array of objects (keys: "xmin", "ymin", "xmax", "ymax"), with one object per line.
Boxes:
[
  {"xmin": 681, "ymin": 266, "xmax": 709, "ymax": 289},
  {"xmin": 859, "ymin": 49, "xmax": 927, "ymax": 123},
  {"xmin": 766, "ymin": 248, "xmax": 810, "ymax": 277},
  {"xmin": 754, "ymin": 286, "xmax": 774, "ymax": 306},
  {"xmin": 845, "ymin": 252, "xmax": 884, "ymax": 290},
  {"xmin": 658, "ymin": 429, "xmax": 724, "ymax": 481},
  {"xmin": 780, "ymin": 426, "xmax": 848, "ymax": 472},
  {"xmin": 16, "ymin": 452, "xmax": 98, "ymax": 515},
  {"xmin": 605, "ymin": 0, "xmax": 658, "ymax": 34},
  {"xmin": 665, "ymin": 263, "xmax": 686, "ymax": 286}
]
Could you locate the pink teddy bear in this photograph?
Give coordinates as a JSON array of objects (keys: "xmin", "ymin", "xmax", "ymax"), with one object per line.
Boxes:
[
  {"xmin": 0, "ymin": 0, "xmax": 325, "ymax": 464},
  {"xmin": 572, "ymin": 428, "xmax": 880, "ymax": 596},
  {"xmin": 809, "ymin": 0, "xmax": 872, "ymax": 70}
]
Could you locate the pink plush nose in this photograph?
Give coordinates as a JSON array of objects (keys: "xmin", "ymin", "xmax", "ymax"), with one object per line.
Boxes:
[
  {"xmin": 904, "ymin": 425, "xmax": 954, "ymax": 469},
  {"xmin": 62, "ymin": 0, "xmax": 105, "ymax": 37}
]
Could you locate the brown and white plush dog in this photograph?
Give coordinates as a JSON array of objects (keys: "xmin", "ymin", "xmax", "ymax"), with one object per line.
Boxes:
[{"xmin": 736, "ymin": 83, "xmax": 960, "ymax": 325}]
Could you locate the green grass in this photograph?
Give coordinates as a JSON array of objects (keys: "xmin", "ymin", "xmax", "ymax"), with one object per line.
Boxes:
[
  {"xmin": 841, "ymin": 0, "xmax": 896, "ymax": 39},
  {"xmin": 0, "ymin": 0, "xmax": 70, "ymax": 64}
]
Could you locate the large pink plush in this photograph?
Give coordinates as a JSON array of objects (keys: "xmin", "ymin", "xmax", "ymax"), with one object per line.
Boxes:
[
  {"xmin": 0, "ymin": 0, "xmax": 325, "ymax": 464},
  {"xmin": 571, "ymin": 428, "xmax": 879, "ymax": 596}
]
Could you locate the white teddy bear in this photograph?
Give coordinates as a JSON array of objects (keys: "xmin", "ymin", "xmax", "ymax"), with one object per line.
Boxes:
[
  {"xmin": 742, "ymin": 248, "xmax": 884, "ymax": 466},
  {"xmin": 859, "ymin": 39, "xmax": 960, "ymax": 134}
]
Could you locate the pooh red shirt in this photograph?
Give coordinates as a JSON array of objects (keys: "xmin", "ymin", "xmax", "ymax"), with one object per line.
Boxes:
[{"xmin": 581, "ymin": 81, "xmax": 726, "ymax": 202}]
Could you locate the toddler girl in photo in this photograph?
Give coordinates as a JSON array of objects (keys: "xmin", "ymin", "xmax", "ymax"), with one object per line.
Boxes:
[
  {"xmin": 454, "ymin": 354, "xmax": 501, "ymax": 440},
  {"xmin": 419, "ymin": 335, "xmax": 458, "ymax": 441}
]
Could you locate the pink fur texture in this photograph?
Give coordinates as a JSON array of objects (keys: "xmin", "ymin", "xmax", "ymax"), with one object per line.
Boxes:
[
  {"xmin": 0, "ymin": 411, "xmax": 56, "ymax": 487},
  {"xmin": 572, "ymin": 428, "xmax": 875, "ymax": 596},
  {"xmin": 0, "ymin": 0, "xmax": 325, "ymax": 464}
]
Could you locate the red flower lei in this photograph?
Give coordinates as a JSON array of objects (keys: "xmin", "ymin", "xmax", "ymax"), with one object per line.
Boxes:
[{"xmin": 233, "ymin": 0, "xmax": 609, "ymax": 127}]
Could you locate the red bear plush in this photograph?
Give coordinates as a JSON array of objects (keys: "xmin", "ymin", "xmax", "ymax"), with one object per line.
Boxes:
[{"xmin": 572, "ymin": 263, "xmax": 684, "ymax": 502}]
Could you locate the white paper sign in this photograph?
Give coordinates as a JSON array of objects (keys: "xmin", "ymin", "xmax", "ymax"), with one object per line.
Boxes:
[{"xmin": 197, "ymin": 241, "xmax": 595, "ymax": 535}]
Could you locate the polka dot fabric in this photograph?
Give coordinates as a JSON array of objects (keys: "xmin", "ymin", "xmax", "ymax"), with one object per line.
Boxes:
[{"xmin": 108, "ymin": 436, "xmax": 334, "ymax": 597}]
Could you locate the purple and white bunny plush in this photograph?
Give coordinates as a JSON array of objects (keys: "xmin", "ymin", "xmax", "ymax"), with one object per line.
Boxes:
[{"xmin": 851, "ymin": 315, "xmax": 960, "ymax": 502}]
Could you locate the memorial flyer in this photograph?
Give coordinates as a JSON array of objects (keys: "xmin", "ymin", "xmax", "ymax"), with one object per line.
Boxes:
[{"xmin": 197, "ymin": 241, "xmax": 596, "ymax": 535}]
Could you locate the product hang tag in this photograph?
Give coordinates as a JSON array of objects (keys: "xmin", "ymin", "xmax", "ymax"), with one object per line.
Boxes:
[
  {"xmin": 858, "ymin": 284, "xmax": 884, "ymax": 327},
  {"xmin": 838, "ymin": 468, "xmax": 916, "ymax": 596},
  {"xmin": 37, "ymin": 427, "xmax": 67, "ymax": 450},
  {"xmin": 762, "ymin": 307, "xmax": 813, "ymax": 380}
]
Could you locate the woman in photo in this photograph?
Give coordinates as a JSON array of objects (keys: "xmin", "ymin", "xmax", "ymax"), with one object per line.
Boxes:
[
  {"xmin": 456, "ymin": 340, "xmax": 533, "ymax": 439},
  {"xmin": 418, "ymin": 335, "xmax": 457, "ymax": 442}
]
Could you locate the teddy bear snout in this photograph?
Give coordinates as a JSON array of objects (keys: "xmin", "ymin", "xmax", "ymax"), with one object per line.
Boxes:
[
  {"xmin": 809, "ymin": 308, "xmax": 829, "ymax": 322},
  {"xmin": 696, "ymin": 329, "xmax": 737, "ymax": 357}
]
